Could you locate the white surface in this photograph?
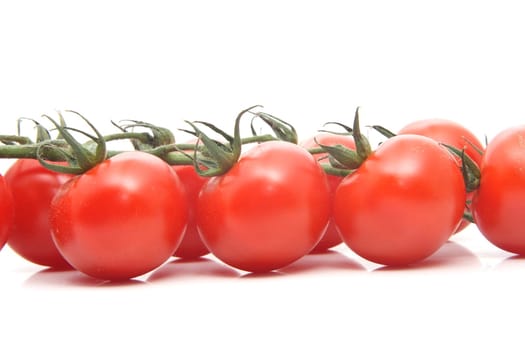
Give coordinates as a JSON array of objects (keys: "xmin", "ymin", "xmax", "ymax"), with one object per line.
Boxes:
[
  {"xmin": 0, "ymin": 228, "xmax": 522, "ymax": 349},
  {"xmin": 1, "ymin": 1, "xmax": 525, "ymax": 349}
]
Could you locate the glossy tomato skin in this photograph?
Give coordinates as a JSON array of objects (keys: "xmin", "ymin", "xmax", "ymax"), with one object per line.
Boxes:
[
  {"xmin": 300, "ymin": 133, "xmax": 355, "ymax": 252},
  {"xmin": 472, "ymin": 126, "xmax": 525, "ymax": 255},
  {"xmin": 334, "ymin": 135, "xmax": 466, "ymax": 266},
  {"xmin": 50, "ymin": 151, "xmax": 188, "ymax": 280},
  {"xmin": 4, "ymin": 159, "xmax": 73, "ymax": 268},
  {"xmin": 197, "ymin": 141, "xmax": 331, "ymax": 273},
  {"xmin": 0, "ymin": 173, "xmax": 13, "ymax": 251},
  {"xmin": 172, "ymin": 164, "xmax": 209, "ymax": 259},
  {"xmin": 398, "ymin": 118, "xmax": 484, "ymax": 233},
  {"xmin": 398, "ymin": 119, "xmax": 484, "ymax": 166}
]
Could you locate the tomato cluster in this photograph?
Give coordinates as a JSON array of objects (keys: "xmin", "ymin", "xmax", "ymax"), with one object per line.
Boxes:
[{"xmin": 0, "ymin": 109, "xmax": 523, "ymax": 282}]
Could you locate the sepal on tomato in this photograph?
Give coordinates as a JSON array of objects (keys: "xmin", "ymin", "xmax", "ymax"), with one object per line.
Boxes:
[
  {"xmin": 315, "ymin": 107, "xmax": 372, "ymax": 173},
  {"xmin": 317, "ymin": 143, "xmax": 362, "ymax": 170},
  {"xmin": 113, "ymin": 120, "xmax": 174, "ymax": 150},
  {"xmin": 249, "ymin": 110, "xmax": 298, "ymax": 144},
  {"xmin": 370, "ymin": 124, "xmax": 397, "ymax": 139},
  {"xmin": 441, "ymin": 143, "xmax": 481, "ymax": 193},
  {"xmin": 38, "ymin": 110, "xmax": 107, "ymax": 174},
  {"xmin": 183, "ymin": 105, "xmax": 298, "ymax": 177},
  {"xmin": 318, "ymin": 121, "xmax": 353, "ymax": 135}
]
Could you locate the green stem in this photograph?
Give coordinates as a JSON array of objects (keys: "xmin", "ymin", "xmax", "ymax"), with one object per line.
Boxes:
[
  {"xmin": 307, "ymin": 147, "xmax": 327, "ymax": 155},
  {"xmin": 160, "ymin": 152, "xmax": 195, "ymax": 166},
  {"xmin": 0, "ymin": 142, "xmax": 69, "ymax": 160},
  {"xmin": 103, "ymin": 132, "xmax": 153, "ymax": 144},
  {"xmin": 0, "ymin": 124, "xmax": 288, "ymax": 168},
  {"xmin": 240, "ymin": 134, "xmax": 278, "ymax": 144},
  {"xmin": 321, "ymin": 164, "xmax": 353, "ymax": 177},
  {"xmin": 0, "ymin": 135, "xmax": 34, "ymax": 145}
]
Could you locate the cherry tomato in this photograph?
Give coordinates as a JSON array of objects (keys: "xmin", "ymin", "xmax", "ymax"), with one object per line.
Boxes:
[
  {"xmin": 50, "ymin": 151, "xmax": 188, "ymax": 280},
  {"xmin": 300, "ymin": 133, "xmax": 355, "ymax": 252},
  {"xmin": 4, "ymin": 159, "xmax": 73, "ymax": 268},
  {"xmin": 0, "ymin": 173, "xmax": 13, "ymax": 251},
  {"xmin": 334, "ymin": 135, "xmax": 466, "ymax": 266},
  {"xmin": 472, "ymin": 125, "xmax": 525, "ymax": 255},
  {"xmin": 398, "ymin": 118, "xmax": 484, "ymax": 233},
  {"xmin": 172, "ymin": 163, "xmax": 210, "ymax": 259},
  {"xmin": 197, "ymin": 141, "xmax": 331, "ymax": 273}
]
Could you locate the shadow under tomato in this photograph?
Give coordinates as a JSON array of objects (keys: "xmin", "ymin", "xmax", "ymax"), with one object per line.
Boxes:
[
  {"xmin": 24, "ymin": 267, "xmax": 79, "ymax": 287},
  {"xmin": 492, "ymin": 254, "xmax": 525, "ymax": 271},
  {"xmin": 24, "ymin": 267, "xmax": 147, "ymax": 287},
  {"xmin": 70, "ymin": 275, "xmax": 147, "ymax": 287},
  {"xmin": 147, "ymin": 257, "xmax": 240, "ymax": 283},
  {"xmin": 239, "ymin": 271, "xmax": 286, "ymax": 279},
  {"xmin": 279, "ymin": 250, "xmax": 364, "ymax": 274},
  {"xmin": 372, "ymin": 240, "xmax": 480, "ymax": 272}
]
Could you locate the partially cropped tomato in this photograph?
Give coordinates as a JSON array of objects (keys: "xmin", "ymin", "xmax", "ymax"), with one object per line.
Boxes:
[
  {"xmin": 472, "ymin": 125, "xmax": 525, "ymax": 255},
  {"xmin": 0, "ymin": 173, "xmax": 13, "ymax": 251},
  {"xmin": 4, "ymin": 159, "xmax": 73, "ymax": 268},
  {"xmin": 334, "ymin": 135, "xmax": 466, "ymax": 266},
  {"xmin": 300, "ymin": 133, "xmax": 355, "ymax": 252},
  {"xmin": 50, "ymin": 151, "xmax": 188, "ymax": 280},
  {"xmin": 398, "ymin": 118, "xmax": 484, "ymax": 233},
  {"xmin": 197, "ymin": 141, "xmax": 331, "ymax": 273},
  {"xmin": 172, "ymin": 163, "xmax": 209, "ymax": 259}
]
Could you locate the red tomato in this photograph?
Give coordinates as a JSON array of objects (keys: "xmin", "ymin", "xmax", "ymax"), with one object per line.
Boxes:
[
  {"xmin": 398, "ymin": 118, "xmax": 484, "ymax": 233},
  {"xmin": 300, "ymin": 133, "xmax": 355, "ymax": 252},
  {"xmin": 334, "ymin": 135, "xmax": 466, "ymax": 266},
  {"xmin": 50, "ymin": 151, "xmax": 188, "ymax": 280},
  {"xmin": 197, "ymin": 141, "xmax": 331, "ymax": 273},
  {"xmin": 472, "ymin": 125, "xmax": 525, "ymax": 255},
  {"xmin": 0, "ymin": 173, "xmax": 13, "ymax": 251},
  {"xmin": 172, "ymin": 163, "xmax": 210, "ymax": 259},
  {"xmin": 4, "ymin": 159, "xmax": 73, "ymax": 268}
]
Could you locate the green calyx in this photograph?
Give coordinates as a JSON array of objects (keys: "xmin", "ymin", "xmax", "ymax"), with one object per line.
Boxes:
[
  {"xmin": 38, "ymin": 111, "xmax": 107, "ymax": 175},
  {"xmin": 249, "ymin": 110, "xmax": 298, "ymax": 144},
  {"xmin": 114, "ymin": 120, "xmax": 175, "ymax": 150},
  {"xmin": 0, "ymin": 106, "xmax": 299, "ymax": 176},
  {"xmin": 316, "ymin": 107, "xmax": 372, "ymax": 173},
  {"xmin": 184, "ymin": 105, "xmax": 298, "ymax": 177},
  {"xmin": 184, "ymin": 105, "xmax": 258, "ymax": 177},
  {"xmin": 441, "ymin": 144, "xmax": 481, "ymax": 193},
  {"xmin": 370, "ymin": 124, "xmax": 397, "ymax": 139},
  {"xmin": 0, "ymin": 118, "xmax": 53, "ymax": 146}
]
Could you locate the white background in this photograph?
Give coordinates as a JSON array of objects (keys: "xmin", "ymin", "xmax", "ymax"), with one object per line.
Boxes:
[{"xmin": 1, "ymin": 0, "xmax": 525, "ymax": 349}]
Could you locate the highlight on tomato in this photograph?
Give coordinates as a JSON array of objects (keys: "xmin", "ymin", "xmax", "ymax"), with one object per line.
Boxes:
[
  {"xmin": 472, "ymin": 125, "xmax": 525, "ymax": 255},
  {"xmin": 50, "ymin": 151, "xmax": 188, "ymax": 280},
  {"xmin": 396, "ymin": 118, "xmax": 484, "ymax": 233},
  {"xmin": 196, "ymin": 140, "xmax": 331, "ymax": 273},
  {"xmin": 327, "ymin": 109, "xmax": 466, "ymax": 266},
  {"xmin": 300, "ymin": 132, "xmax": 355, "ymax": 253},
  {"xmin": 4, "ymin": 159, "xmax": 73, "ymax": 268}
]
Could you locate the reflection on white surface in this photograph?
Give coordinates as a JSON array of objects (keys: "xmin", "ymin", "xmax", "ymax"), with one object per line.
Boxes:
[
  {"xmin": 0, "ymin": 224, "xmax": 519, "ymax": 283},
  {"xmin": 1, "ymin": 225, "xmax": 522, "ymax": 349}
]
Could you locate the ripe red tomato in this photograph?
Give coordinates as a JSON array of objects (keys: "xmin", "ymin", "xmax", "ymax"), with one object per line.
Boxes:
[
  {"xmin": 300, "ymin": 133, "xmax": 355, "ymax": 252},
  {"xmin": 0, "ymin": 173, "xmax": 13, "ymax": 251},
  {"xmin": 197, "ymin": 141, "xmax": 331, "ymax": 273},
  {"xmin": 50, "ymin": 151, "xmax": 188, "ymax": 280},
  {"xmin": 334, "ymin": 135, "xmax": 466, "ymax": 266},
  {"xmin": 398, "ymin": 118, "xmax": 484, "ymax": 233},
  {"xmin": 472, "ymin": 125, "xmax": 525, "ymax": 255},
  {"xmin": 4, "ymin": 159, "xmax": 73, "ymax": 268},
  {"xmin": 172, "ymin": 163, "xmax": 210, "ymax": 259}
]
